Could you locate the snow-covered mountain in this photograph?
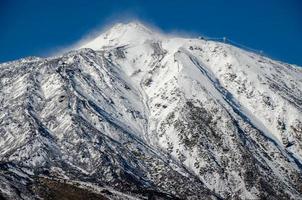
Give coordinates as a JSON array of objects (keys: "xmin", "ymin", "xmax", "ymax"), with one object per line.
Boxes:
[{"xmin": 1, "ymin": 22, "xmax": 302, "ymax": 200}]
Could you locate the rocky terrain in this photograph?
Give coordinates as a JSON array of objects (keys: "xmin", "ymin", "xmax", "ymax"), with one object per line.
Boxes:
[{"xmin": 0, "ymin": 22, "xmax": 302, "ymax": 199}]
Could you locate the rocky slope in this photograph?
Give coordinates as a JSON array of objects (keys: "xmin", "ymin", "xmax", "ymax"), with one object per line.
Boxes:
[{"xmin": 0, "ymin": 22, "xmax": 302, "ymax": 199}]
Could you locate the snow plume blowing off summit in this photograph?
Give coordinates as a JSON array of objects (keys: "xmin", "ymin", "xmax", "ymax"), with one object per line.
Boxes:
[{"xmin": 0, "ymin": 21, "xmax": 302, "ymax": 200}]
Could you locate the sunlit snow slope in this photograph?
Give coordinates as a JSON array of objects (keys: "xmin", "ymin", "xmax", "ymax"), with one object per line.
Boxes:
[{"xmin": 1, "ymin": 22, "xmax": 302, "ymax": 200}]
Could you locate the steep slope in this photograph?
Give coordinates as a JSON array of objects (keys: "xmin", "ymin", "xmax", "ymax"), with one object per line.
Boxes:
[{"xmin": 0, "ymin": 22, "xmax": 302, "ymax": 199}]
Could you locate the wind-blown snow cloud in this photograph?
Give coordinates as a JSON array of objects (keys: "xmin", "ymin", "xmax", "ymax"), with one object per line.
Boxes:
[{"xmin": 47, "ymin": 15, "xmax": 203, "ymax": 57}]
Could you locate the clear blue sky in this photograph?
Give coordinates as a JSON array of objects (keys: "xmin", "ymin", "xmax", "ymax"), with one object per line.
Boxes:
[{"xmin": 1, "ymin": 0, "xmax": 301, "ymax": 65}]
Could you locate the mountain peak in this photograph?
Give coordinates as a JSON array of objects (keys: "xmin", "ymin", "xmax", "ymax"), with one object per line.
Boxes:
[
  {"xmin": 80, "ymin": 21, "xmax": 156, "ymax": 50},
  {"xmin": 110, "ymin": 21, "xmax": 152, "ymax": 33}
]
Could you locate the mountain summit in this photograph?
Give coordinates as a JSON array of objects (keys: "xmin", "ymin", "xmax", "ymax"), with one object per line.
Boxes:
[
  {"xmin": 80, "ymin": 22, "xmax": 158, "ymax": 50},
  {"xmin": 1, "ymin": 22, "xmax": 302, "ymax": 199}
]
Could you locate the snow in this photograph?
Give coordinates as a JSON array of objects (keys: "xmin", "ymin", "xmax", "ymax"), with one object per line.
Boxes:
[
  {"xmin": 1, "ymin": 21, "xmax": 302, "ymax": 199},
  {"xmin": 77, "ymin": 22, "xmax": 302, "ymax": 197}
]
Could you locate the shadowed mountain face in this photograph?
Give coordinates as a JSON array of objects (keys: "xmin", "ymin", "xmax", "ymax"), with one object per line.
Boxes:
[{"xmin": 0, "ymin": 22, "xmax": 302, "ymax": 200}]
